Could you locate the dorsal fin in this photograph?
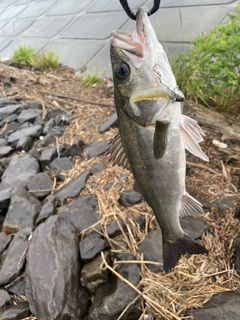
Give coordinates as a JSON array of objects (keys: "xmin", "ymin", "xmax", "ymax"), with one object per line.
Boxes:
[
  {"xmin": 108, "ymin": 133, "xmax": 130, "ymax": 170},
  {"xmin": 180, "ymin": 192, "xmax": 203, "ymax": 217},
  {"xmin": 180, "ymin": 115, "xmax": 209, "ymax": 162}
]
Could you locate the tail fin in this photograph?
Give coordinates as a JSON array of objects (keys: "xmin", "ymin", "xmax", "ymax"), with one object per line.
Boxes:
[{"xmin": 163, "ymin": 235, "xmax": 208, "ymax": 273}]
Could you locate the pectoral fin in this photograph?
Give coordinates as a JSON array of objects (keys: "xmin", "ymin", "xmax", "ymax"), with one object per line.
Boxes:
[
  {"xmin": 153, "ymin": 120, "xmax": 169, "ymax": 159},
  {"xmin": 107, "ymin": 132, "xmax": 130, "ymax": 170}
]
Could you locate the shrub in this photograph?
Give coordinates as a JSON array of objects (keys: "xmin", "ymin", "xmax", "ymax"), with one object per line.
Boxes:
[
  {"xmin": 10, "ymin": 45, "xmax": 36, "ymax": 66},
  {"xmin": 30, "ymin": 49, "xmax": 60, "ymax": 71},
  {"xmin": 172, "ymin": 4, "xmax": 240, "ymax": 114},
  {"xmin": 82, "ymin": 74, "xmax": 100, "ymax": 87}
]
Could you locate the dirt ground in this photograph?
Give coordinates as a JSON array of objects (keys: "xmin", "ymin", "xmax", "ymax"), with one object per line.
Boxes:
[{"xmin": 0, "ymin": 63, "xmax": 240, "ymax": 319}]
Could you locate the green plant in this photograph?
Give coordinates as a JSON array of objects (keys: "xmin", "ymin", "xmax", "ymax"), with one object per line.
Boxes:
[
  {"xmin": 10, "ymin": 45, "xmax": 36, "ymax": 66},
  {"xmin": 31, "ymin": 49, "xmax": 60, "ymax": 71},
  {"xmin": 82, "ymin": 74, "xmax": 100, "ymax": 87},
  {"xmin": 172, "ymin": 4, "xmax": 240, "ymax": 113}
]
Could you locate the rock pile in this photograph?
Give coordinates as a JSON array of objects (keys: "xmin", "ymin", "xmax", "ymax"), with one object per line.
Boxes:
[{"xmin": 0, "ymin": 96, "xmax": 238, "ymax": 320}]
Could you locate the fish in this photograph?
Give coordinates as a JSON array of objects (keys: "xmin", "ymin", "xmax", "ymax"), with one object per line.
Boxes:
[{"xmin": 109, "ymin": 8, "xmax": 209, "ymax": 273}]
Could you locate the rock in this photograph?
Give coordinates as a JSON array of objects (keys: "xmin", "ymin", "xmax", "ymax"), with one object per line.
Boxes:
[
  {"xmin": 25, "ymin": 215, "xmax": 81, "ymax": 319},
  {"xmin": 104, "ymin": 173, "xmax": 128, "ymax": 191},
  {"xmin": 234, "ymin": 237, "xmax": 240, "ymax": 275},
  {"xmin": 4, "ymin": 188, "xmax": 42, "ymax": 229},
  {"xmin": 50, "ymin": 157, "xmax": 73, "ymax": 174},
  {"xmin": 27, "ymin": 172, "xmax": 53, "ymax": 199},
  {"xmin": 2, "ymin": 122, "xmax": 20, "ymax": 137},
  {"xmin": 61, "ymin": 140, "xmax": 85, "ymax": 157},
  {"xmin": 138, "ymin": 229, "xmax": 163, "ymax": 273},
  {"xmin": 0, "ymin": 232, "xmax": 11, "ymax": 254},
  {"xmin": 81, "ymin": 251, "xmax": 110, "ymax": 293},
  {"xmin": 99, "ymin": 112, "xmax": 118, "ymax": 133},
  {"xmin": 0, "ymin": 301, "xmax": 30, "ymax": 319},
  {"xmin": 0, "ymin": 184, "xmax": 12, "ymax": 210},
  {"xmin": 78, "ymin": 287, "xmax": 90, "ymax": 318},
  {"xmin": 28, "ymin": 147, "xmax": 41, "ymax": 160},
  {"xmin": 58, "ymin": 194, "xmax": 100, "ymax": 233},
  {"xmin": 0, "ymin": 228, "xmax": 31, "ymax": 285},
  {"xmin": 0, "ymin": 104, "xmax": 24, "ymax": 121},
  {"xmin": 91, "ymin": 162, "xmax": 106, "ymax": 174},
  {"xmin": 40, "ymin": 134, "xmax": 55, "ymax": 147},
  {"xmin": 0, "ymin": 114, "xmax": 18, "ymax": 127},
  {"xmin": 5, "ymin": 275, "xmax": 25, "ymax": 296},
  {"xmin": 214, "ymin": 197, "xmax": 238, "ymax": 212},
  {"xmin": 3, "ymin": 224, "xmax": 21, "ymax": 236},
  {"xmin": 186, "ymin": 289, "xmax": 240, "ymax": 319},
  {"xmin": 80, "ymin": 233, "xmax": 107, "ymax": 262},
  {"xmin": 39, "ymin": 146, "xmax": 57, "ymax": 171},
  {"xmin": 42, "ymin": 118, "xmax": 55, "ymax": 135},
  {"xmin": 16, "ymin": 136, "xmax": 33, "ymax": 152},
  {"xmin": 0, "ymin": 289, "xmax": 10, "ymax": 310},
  {"xmin": 85, "ymin": 140, "xmax": 110, "ymax": 159},
  {"xmin": 2, "ymin": 154, "xmax": 39, "ymax": 188},
  {"xmin": 133, "ymin": 215, "xmax": 146, "ymax": 229},
  {"xmin": 17, "ymin": 109, "xmax": 42, "ymax": 124},
  {"xmin": 28, "ymin": 101, "xmax": 43, "ymax": 110},
  {"xmin": 0, "ymin": 146, "xmax": 13, "ymax": 158},
  {"xmin": 180, "ymin": 216, "xmax": 209, "ymax": 240},
  {"xmin": 106, "ymin": 218, "xmax": 126, "ymax": 238},
  {"xmin": 54, "ymin": 170, "xmax": 90, "ymax": 202},
  {"xmin": 0, "ymin": 98, "xmax": 13, "ymax": 107},
  {"xmin": 46, "ymin": 108, "xmax": 63, "ymax": 121},
  {"xmin": 119, "ymin": 190, "xmax": 143, "ymax": 207},
  {"xmin": 7, "ymin": 125, "xmax": 42, "ymax": 144},
  {"xmin": 36, "ymin": 196, "xmax": 57, "ymax": 225},
  {"xmin": 0, "ymin": 139, "xmax": 7, "ymax": 147},
  {"xmin": 48, "ymin": 126, "xmax": 64, "ymax": 137},
  {"xmin": 88, "ymin": 253, "xmax": 141, "ymax": 320}
]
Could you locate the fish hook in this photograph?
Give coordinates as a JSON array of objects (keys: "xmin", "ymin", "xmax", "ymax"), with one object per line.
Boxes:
[{"xmin": 119, "ymin": 0, "xmax": 161, "ymax": 20}]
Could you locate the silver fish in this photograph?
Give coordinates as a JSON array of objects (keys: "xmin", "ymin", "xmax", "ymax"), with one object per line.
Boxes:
[{"xmin": 109, "ymin": 8, "xmax": 209, "ymax": 273}]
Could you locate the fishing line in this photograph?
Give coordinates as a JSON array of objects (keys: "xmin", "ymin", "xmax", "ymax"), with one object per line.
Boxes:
[{"xmin": 119, "ymin": 0, "xmax": 161, "ymax": 20}]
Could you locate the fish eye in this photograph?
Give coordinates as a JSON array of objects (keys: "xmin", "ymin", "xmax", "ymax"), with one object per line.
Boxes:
[{"xmin": 114, "ymin": 62, "xmax": 130, "ymax": 81}]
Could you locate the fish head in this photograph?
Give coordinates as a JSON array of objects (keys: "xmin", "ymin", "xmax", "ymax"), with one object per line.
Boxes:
[{"xmin": 110, "ymin": 8, "xmax": 181, "ymax": 126}]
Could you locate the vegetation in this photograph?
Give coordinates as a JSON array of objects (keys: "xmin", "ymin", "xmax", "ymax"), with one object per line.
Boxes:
[
  {"xmin": 81, "ymin": 74, "xmax": 100, "ymax": 87},
  {"xmin": 172, "ymin": 4, "xmax": 240, "ymax": 114},
  {"xmin": 10, "ymin": 46, "xmax": 60, "ymax": 71}
]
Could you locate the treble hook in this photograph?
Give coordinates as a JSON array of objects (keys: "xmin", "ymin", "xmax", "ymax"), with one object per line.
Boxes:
[{"xmin": 119, "ymin": 0, "xmax": 161, "ymax": 20}]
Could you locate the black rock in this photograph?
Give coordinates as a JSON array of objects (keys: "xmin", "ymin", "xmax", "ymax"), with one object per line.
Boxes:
[
  {"xmin": 16, "ymin": 136, "xmax": 33, "ymax": 152},
  {"xmin": 119, "ymin": 190, "xmax": 143, "ymax": 207},
  {"xmin": 99, "ymin": 112, "xmax": 118, "ymax": 133},
  {"xmin": 40, "ymin": 134, "xmax": 55, "ymax": 147},
  {"xmin": 28, "ymin": 147, "xmax": 41, "ymax": 160},
  {"xmin": 138, "ymin": 229, "xmax": 163, "ymax": 273},
  {"xmin": 0, "ymin": 289, "xmax": 10, "ymax": 309},
  {"xmin": 80, "ymin": 234, "xmax": 107, "ymax": 262},
  {"xmin": 50, "ymin": 157, "xmax": 73, "ymax": 174},
  {"xmin": 2, "ymin": 122, "xmax": 20, "ymax": 137},
  {"xmin": 42, "ymin": 118, "xmax": 55, "ymax": 135},
  {"xmin": 0, "ymin": 146, "xmax": 13, "ymax": 158},
  {"xmin": 58, "ymin": 194, "xmax": 100, "ymax": 233},
  {"xmin": 7, "ymin": 125, "xmax": 42, "ymax": 144},
  {"xmin": 61, "ymin": 140, "xmax": 85, "ymax": 157},
  {"xmin": 180, "ymin": 216, "xmax": 209, "ymax": 240},
  {"xmin": 85, "ymin": 140, "xmax": 110, "ymax": 159},
  {"xmin": 0, "ymin": 232, "xmax": 11, "ymax": 254},
  {"xmin": 25, "ymin": 215, "xmax": 81, "ymax": 319},
  {"xmin": 91, "ymin": 162, "xmax": 106, "ymax": 174},
  {"xmin": 234, "ymin": 237, "xmax": 240, "ymax": 275},
  {"xmin": 0, "ymin": 184, "xmax": 12, "ymax": 210},
  {"xmin": 46, "ymin": 108, "xmax": 63, "ymax": 121},
  {"xmin": 36, "ymin": 196, "xmax": 57, "ymax": 225},
  {"xmin": 79, "ymin": 287, "xmax": 90, "ymax": 318},
  {"xmin": 186, "ymin": 289, "xmax": 240, "ymax": 319},
  {"xmin": 54, "ymin": 170, "xmax": 90, "ymax": 202},
  {"xmin": 27, "ymin": 172, "xmax": 53, "ymax": 199},
  {"xmin": 0, "ymin": 228, "xmax": 31, "ymax": 285},
  {"xmin": 0, "ymin": 301, "xmax": 30, "ymax": 319},
  {"xmin": 4, "ymin": 188, "xmax": 42, "ymax": 229},
  {"xmin": 17, "ymin": 109, "xmax": 42, "ymax": 124},
  {"xmin": 19, "ymin": 121, "xmax": 33, "ymax": 129},
  {"xmin": 0, "ymin": 139, "xmax": 7, "ymax": 147},
  {"xmin": 5, "ymin": 275, "xmax": 25, "ymax": 296},
  {"xmin": 214, "ymin": 197, "xmax": 238, "ymax": 213},
  {"xmin": 0, "ymin": 114, "xmax": 18, "ymax": 127},
  {"xmin": 34, "ymin": 115, "xmax": 44, "ymax": 126},
  {"xmin": 2, "ymin": 154, "xmax": 39, "ymax": 188},
  {"xmin": 28, "ymin": 101, "xmax": 43, "ymax": 110},
  {"xmin": 0, "ymin": 104, "xmax": 24, "ymax": 121},
  {"xmin": 0, "ymin": 98, "xmax": 13, "ymax": 107},
  {"xmin": 104, "ymin": 174, "xmax": 128, "ymax": 191},
  {"xmin": 88, "ymin": 253, "xmax": 142, "ymax": 320},
  {"xmin": 106, "ymin": 218, "xmax": 126, "ymax": 238},
  {"xmin": 133, "ymin": 215, "xmax": 146, "ymax": 229},
  {"xmin": 47, "ymin": 126, "xmax": 64, "ymax": 137},
  {"xmin": 39, "ymin": 146, "xmax": 57, "ymax": 171}
]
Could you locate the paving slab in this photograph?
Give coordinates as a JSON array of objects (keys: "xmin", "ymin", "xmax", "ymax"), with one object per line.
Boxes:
[
  {"xmin": 61, "ymin": 11, "xmax": 128, "ymax": 40},
  {"xmin": 0, "ymin": 0, "xmax": 17, "ymax": 8},
  {"xmin": 0, "ymin": 37, "xmax": 12, "ymax": 51},
  {"xmin": 0, "ymin": 4, "xmax": 26, "ymax": 19},
  {"xmin": 87, "ymin": 0, "xmax": 148, "ymax": 12},
  {"xmin": 0, "ymin": 18, "xmax": 35, "ymax": 37},
  {"xmin": 21, "ymin": 16, "xmax": 73, "ymax": 38},
  {"xmin": 46, "ymin": 0, "xmax": 94, "ymax": 15},
  {"xmin": 0, "ymin": 19, "xmax": 8, "ymax": 30},
  {"xmin": 13, "ymin": 0, "xmax": 35, "ymax": 5},
  {"xmin": 18, "ymin": 0, "xmax": 57, "ymax": 18}
]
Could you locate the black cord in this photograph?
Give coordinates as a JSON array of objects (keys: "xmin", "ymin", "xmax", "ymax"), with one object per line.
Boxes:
[{"xmin": 119, "ymin": 0, "xmax": 161, "ymax": 20}]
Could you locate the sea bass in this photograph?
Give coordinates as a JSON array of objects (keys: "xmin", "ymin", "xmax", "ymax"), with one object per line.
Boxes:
[{"xmin": 109, "ymin": 8, "xmax": 209, "ymax": 273}]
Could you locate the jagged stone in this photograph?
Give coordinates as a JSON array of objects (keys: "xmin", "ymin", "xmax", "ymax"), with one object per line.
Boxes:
[
  {"xmin": 84, "ymin": 140, "xmax": 110, "ymax": 159},
  {"xmin": 61, "ymin": 140, "xmax": 85, "ymax": 157},
  {"xmin": 28, "ymin": 101, "xmax": 43, "ymax": 110},
  {"xmin": 2, "ymin": 154, "xmax": 39, "ymax": 188},
  {"xmin": 0, "ymin": 146, "xmax": 13, "ymax": 158},
  {"xmin": 36, "ymin": 196, "xmax": 58, "ymax": 225},
  {"xmin": 58, "ymin": 194, "xmax": 100, "ymax": 233},
  {"xmin": 48, "ymin": 126, "xmax": 64, "ymax": 137},
  {"xmin": 25, "ymin": 215, "xmax": 81, "ymax": 319},
  {"xmin": 234, "ymin": 237, "xmax": 240, "ymax": 275},
  {"xmin": 0, "ymin": 289, "xmax": 10, "ymax": 310},
  {"xmin": 54, "ymin": 170, "xmax": 90, "ymax": 202},
  {"xmin": 0, "ymin": 114, "xmax": 18, "ymax": 127},
  {"xmin": 7, "ymin": 125, "xmax": 42, "ymax": 144},
  {"xmin": 119, "ymin": 190, "xmax": 143, "ymax": 207},
  {"xmin": 17, "ymin": 109, "xmax": 42, "ymax": 124},
  {"xmin": 88, "ymin": 253, "xmax": 142, "ymax": 320},
  {"xmin": 39, "ymin": 146, "xmax": 57, "ymax": 171},
  {"xmin": 46, "ymin": 108, "xmax": 63, "ymax": 121},
  {"xmin": 0, "ymin": 183, "xmax": 12, "ymax": 210},
  {"xmin": 138, "ymin": 229, "xmax": 163, "ymax": 273},
  {"xmin": 43, "ymin": 118, "xmax": 56, "ymax": 135},
  {"xmin": 0, "ymin": 301, "xmax": 30, "ymax": 319},
  {"xmin": 0, "ymin": 232, "xmax": 11, "ymax": 254},
  {"xmin": 16, "ymin": 136, "xmax": 33, "ymax": 152},
  {"xmin": 5, "ymin": 275, "xmax": 25, "ymax": 296},
  {"xmin": 81, "ymin": 251, "xmax": 110, "ymax": 293},
  {"xmin": 80, "ymin": 233, "xmax": 107, "ymax": 262},
  {"xmin": 99, "ymin": 112, "xmax": 118, "ymax": 133},
  {"xmin": 3, "ymin": 188, "xmax": 42, "ymax": 229},
  {"xmin": 0, "ymin": 228, "xmax": 31, "ymax": 285},
  {"xmin": 50, "ymin": 157, "xmax": 73, "ymax": 174},
  {"xmin": 106, "ymin": 218, "xmax": 126, "ymax": 238},
  {"xmin": 0, "ymin": 104, "xmax": 24, "ymax": 121},
  {"xmin": 27, "ymin": 172, "xmax": 53, "ymax": 199},
  {"xmin": 91, "ymin": 162, "xmax": 106, "ymax": 174}
]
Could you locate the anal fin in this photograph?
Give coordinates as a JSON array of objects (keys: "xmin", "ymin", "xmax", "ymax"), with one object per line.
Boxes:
[
  {"xmin": 180, "ymin": 192, "xmax": 203, "ymax": 216},
  {"xmin": 153, "ymin": 120, "xmax": 169, "ymax": 159}
]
